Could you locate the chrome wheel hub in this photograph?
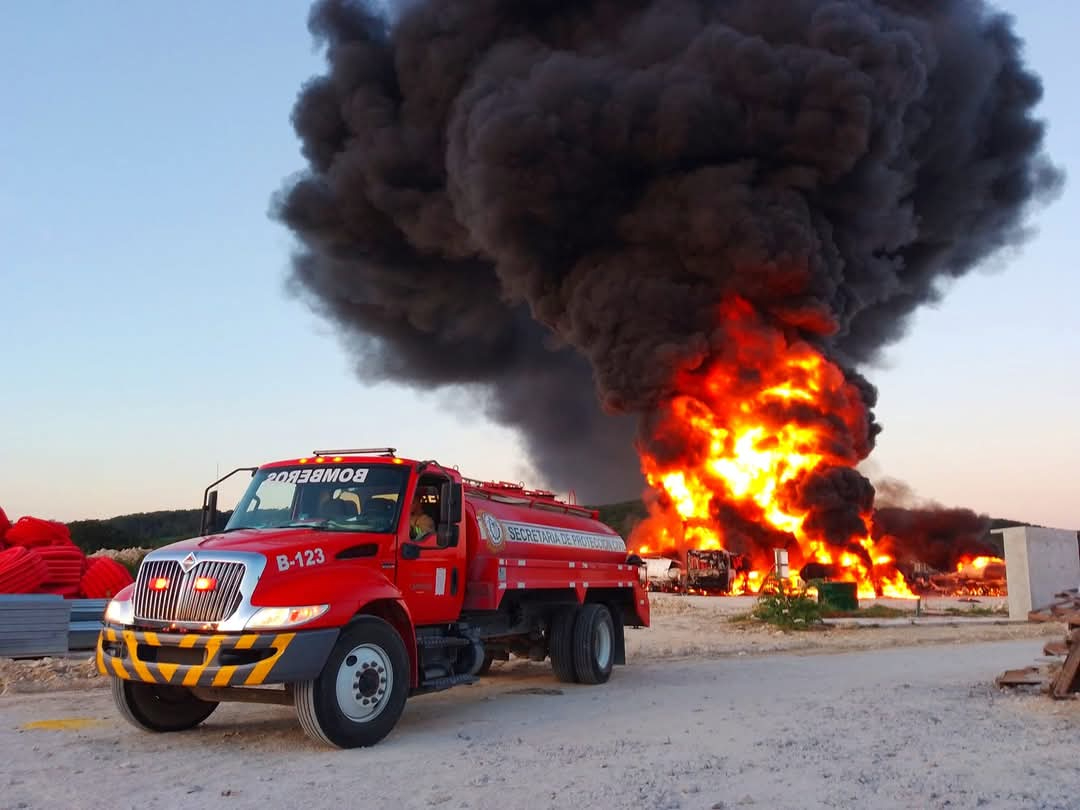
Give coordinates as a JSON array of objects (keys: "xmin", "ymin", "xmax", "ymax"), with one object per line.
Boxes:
[
  {"xmin": 594, "ymin": 621, "xmax": 612, "ymax": 669},
  {"xmin": 335, "ymin": 643, "xmax": 393, "ymax": 722}
]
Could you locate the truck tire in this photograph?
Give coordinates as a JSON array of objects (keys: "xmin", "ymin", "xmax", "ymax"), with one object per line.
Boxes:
[
  {"xmin": 572, "ymin": 604, "xmax": 615, "ymax": 685},
  {"xmin": 548, "ymin": 607, "xmax": 579, "ymax": 683},
  {"xmin": 111, "ymin": 678, "xmax": 218, "ymax": 732},
  {"xmin": 294, "ymin": 616, "xmax": 409, "ymax": 748}
]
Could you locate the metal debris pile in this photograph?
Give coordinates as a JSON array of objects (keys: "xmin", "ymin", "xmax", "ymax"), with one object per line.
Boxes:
[{"xmin": 997, "ymin": 590, "xmax": 1080, "ymax": 698}]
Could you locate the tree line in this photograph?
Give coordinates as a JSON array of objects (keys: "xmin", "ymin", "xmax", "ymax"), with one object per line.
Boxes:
[
  {"xmin": 62, "ymin": 501, "xmax": 1032, "ymax": 556},
  {"xmin": 67, "ymin": 509, "xmax": 232, "ymax": 553}
]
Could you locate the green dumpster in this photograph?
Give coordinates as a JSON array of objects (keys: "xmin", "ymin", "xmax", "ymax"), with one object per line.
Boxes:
[{"xmin": 817, "ymin": 580, "xmax": 858, "ymax": 611}]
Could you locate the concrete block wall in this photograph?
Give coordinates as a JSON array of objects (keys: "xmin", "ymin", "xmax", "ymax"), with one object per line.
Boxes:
[{"xmin": 1002, "ymin": 526, "xmax": 1080, "ymax": 620}]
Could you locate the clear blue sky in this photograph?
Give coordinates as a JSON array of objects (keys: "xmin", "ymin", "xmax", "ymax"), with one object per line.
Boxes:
[{"xmin": 1, "ymin": 1, "xmax": 1076, "ymax": 529}]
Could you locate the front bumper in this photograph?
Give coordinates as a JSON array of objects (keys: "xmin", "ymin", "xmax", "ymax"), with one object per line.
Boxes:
[{"xmin": 96, "ymin": 625, "xmax": 338, "ymax": 688}]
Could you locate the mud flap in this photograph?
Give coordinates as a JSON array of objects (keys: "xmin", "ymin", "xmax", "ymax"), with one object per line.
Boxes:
[{"xmin": 611, "ymin": 603, "xmax": 626, "ymax": 665}]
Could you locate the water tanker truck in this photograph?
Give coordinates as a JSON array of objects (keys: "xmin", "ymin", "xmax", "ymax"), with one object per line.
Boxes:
[{"xmin": 97, "ymin": 448, "xmax": 650, "ymax": 748}]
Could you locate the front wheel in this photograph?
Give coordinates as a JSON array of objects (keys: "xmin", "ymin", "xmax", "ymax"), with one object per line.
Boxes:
[
  {"xmin": 294, "ymin": 616, "xmax": 410, "ymax": 748},
  {"xmin": 111, "ymin": 678, "xmax": 218, "ymax": 732}
]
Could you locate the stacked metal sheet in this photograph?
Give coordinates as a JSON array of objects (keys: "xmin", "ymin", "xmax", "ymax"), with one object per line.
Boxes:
[
  {"xmin": 0, "ymin": 594, "xmax": 72, "ymax": 658},
  {"xmin": 69, "ymin": 599, "xmax": 108, "ymax": 651}
]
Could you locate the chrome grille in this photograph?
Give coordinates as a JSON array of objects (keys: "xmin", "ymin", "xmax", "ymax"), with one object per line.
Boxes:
[{"xmin": 134, "ymin": 559, "xmax": 246, "ymax": 624}]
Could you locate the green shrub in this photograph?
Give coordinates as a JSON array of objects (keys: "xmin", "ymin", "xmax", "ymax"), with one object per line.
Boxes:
[{"xmin": 751, "ymin": 588, "xmax": 823, "ymax": 630}]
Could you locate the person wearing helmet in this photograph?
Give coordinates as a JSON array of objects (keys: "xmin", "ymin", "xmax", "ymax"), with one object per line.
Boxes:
[{"xmin": 409, "ymin": 489, "xmax": 435, "ymax": 540}]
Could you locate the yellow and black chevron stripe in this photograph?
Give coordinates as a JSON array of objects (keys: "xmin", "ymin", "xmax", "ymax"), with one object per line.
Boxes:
[{"xmin": 96, "ymin": 627, "xmax": 296, "ymax": 687}]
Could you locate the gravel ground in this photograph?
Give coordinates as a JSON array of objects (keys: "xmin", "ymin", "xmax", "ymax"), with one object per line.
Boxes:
[
  {"xmin": 0, "ymin": 656, "xmax": 100, "ymax": 695},
  {"xmin": 0, "ymin": 593, "xmax": 1053, "ymax": 697},
  {"xmin": 1, "ymin": 593, "xmax": 1075, "ymax": 809},
  {"xmin": 630, "ymin": 594, "xmax": 1055, "ymax": 661},
  {"xmin": 2, "ymin": 638, "xmax": 1077, "ymax": 810}
]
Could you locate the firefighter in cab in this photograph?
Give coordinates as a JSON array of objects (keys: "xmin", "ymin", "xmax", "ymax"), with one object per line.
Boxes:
[{"xmin": 409, "ymin": 488, "xmax": 435, "ymax": 540}]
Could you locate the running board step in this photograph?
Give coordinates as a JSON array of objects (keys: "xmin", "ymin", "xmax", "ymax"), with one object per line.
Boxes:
[
  {"xmin": 416, "ymin": 673, "xmax": 478, "ymax": 694},
  {"xmin": 416, "ymin": 635, "xmax": 472, "ymax": 649}
]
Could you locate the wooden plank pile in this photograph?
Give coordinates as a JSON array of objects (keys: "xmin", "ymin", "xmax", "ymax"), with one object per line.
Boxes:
[{"xmin": 997, "ymin": 589, "xmax": 1080, "ymax": 697}]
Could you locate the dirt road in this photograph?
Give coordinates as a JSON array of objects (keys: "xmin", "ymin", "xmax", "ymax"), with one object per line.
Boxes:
[{"xmin": 3, "ymin": 638, "xmax": 1077, "ymax": 810}]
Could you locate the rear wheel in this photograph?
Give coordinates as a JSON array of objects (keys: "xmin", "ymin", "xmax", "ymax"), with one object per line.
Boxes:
[
  {"xmin": 294, "ymin": 616, "xmax": 409, "ymax": 748},
  {"xmin": 548, "ymin": 607, "xmax": 579, "ymax": 683},
  {"xmin": 572, "ymin": 604, "xmax": 615, "ymax": 685},
  {"xmin": 111, "ymin": 678, "xmax": 218, "ymax": 732}
]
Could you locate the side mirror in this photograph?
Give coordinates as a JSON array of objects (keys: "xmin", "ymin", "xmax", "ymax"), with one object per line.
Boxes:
[
  {"xmin": 200, "ymin": 490, "xmax": 219, "ymax": 536},
  {"xmin": 401, "ymin": 543, "xmax": 421, "ymax": 560},
  {"xmin": 439, "ymin": 482, "xmax": 463, "ymax": 524}
]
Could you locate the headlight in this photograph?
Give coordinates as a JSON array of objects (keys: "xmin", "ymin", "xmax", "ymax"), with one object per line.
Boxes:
[
  {"xmin": 104, "ymin": 596, "xmax": 134, "ymax": 626},
  {"xmin": 244, "ymin": 604, "xmax": 329, "ymax": 630}
]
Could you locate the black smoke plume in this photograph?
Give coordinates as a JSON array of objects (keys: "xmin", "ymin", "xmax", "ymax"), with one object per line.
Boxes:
[
  {"xmin": 275, "ymin": 0, "xmax": 1061, "ymax": 502},
  {"xmin": 871, "ymin": 505, "xmax": 994, "ymax": 571},
  {"xmin": 870, "ymin": 479, "xmax": 996, "ymax": 570}
]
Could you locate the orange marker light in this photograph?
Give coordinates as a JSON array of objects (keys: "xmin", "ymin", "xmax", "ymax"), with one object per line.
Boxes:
[
  {"xmin": 193, "ymin": 577, "xmax": 217, "ymax": 592},
  {"xmin": 150, "ymin": 577, "xmax": 169, "ymax": 591}
]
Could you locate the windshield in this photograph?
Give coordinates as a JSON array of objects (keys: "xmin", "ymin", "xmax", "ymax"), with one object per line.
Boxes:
[{"xmin": 224, "ymin": 464, "xmax": 409, "ymax": 533}]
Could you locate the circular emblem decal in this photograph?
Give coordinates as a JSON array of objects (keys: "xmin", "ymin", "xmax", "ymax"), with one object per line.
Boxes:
[{"xmin": 482, "ymin": 513, "xmax": 505, "ymax": 550}]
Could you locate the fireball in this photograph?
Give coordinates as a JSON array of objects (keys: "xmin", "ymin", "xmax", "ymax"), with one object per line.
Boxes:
[{"xmin": 634, "ymin": 298, "xmax": 914, "ymax": 599}]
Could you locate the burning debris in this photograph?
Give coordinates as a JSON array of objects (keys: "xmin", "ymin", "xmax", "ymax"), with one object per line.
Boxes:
[
  {"xmin": 870, "ymin": 500, "xmax": 1005, "ymax": 596},
  {"xmin": 276, "ymin": 0, "xmax": 1062, "ymax": 593},
  {"xmin": 871, "ymin": 498, "xmax": 997, "ymax": 571},
  {"xmin": 918, "ymin": 555, "xmax": 1008, "ymax": 597}
]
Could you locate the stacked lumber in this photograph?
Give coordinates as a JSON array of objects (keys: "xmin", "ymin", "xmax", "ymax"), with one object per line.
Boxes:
[{"xmin": 997, "ymin": 590, "xmax": 1080, "ymax": 697}]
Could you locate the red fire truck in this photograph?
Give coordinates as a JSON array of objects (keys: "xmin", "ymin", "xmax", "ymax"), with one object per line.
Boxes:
[{"xmin": 97, "ymin": 448, "xmax": 650, "ymax": 748}]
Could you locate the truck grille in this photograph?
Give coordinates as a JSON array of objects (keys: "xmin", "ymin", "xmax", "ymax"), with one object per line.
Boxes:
[{"xmin": 134, "ymin": 559, "xmax": 245, "ymax": 624}]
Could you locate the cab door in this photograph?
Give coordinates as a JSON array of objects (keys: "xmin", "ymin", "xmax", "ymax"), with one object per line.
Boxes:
[{"xmin": 396, "ymin": 474, "xmax": 465, "ymax": 626}]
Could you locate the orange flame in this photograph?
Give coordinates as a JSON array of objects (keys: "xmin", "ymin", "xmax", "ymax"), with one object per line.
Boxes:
[
  {"xmin": 955, "ymin": 555, "xmax": 1004, "ymax": 573},
  {"xmin": 635, "ymin": 298, "xmax": 914, "ymax": 599}
]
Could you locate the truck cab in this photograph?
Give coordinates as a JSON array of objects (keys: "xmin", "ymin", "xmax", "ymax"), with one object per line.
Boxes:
[
  {"xmin": 98, "ymin": 448, "xmax": 649, "ymax": 748},
  {"xmin": 225, "ymin": 452, "xmax": 468, "ymax": 626}
]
